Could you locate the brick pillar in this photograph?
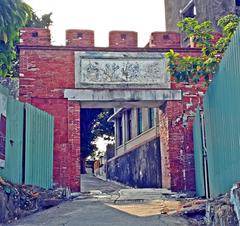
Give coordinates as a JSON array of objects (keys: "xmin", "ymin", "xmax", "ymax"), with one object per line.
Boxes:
[
  {"xmin": 20, "ymin": 28, "xmax": 51, "ymax": 46},
  {"xmin": 159, "ymin": 104, "xmax": 171, "ymax": 190},
  {"xmin": 109, "ymin": 31, "xmax": 138, "ymax": 48},
  {"xmin": 66, "ymin": 29, "xmax": 94, "ymax": 47},
  {"xmin": 159, "ymin": 81, "xmax": 206, "ymax": 192},
  {"xmin": 159, "ymin": 101, "xmax": 188, "ymax": 191},
  {"xmin": 149, "ymin": 32, "xmax": 180, "ymax": 48},
  {"xmin": 68, "ymin": 101, "xmax": 81, "ymax": 191}
]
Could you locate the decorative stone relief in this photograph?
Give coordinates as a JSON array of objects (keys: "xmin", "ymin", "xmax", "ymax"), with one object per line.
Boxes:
[{"xmin": 75, "ymin": 52, "xmax": 170, "ymax": 89}]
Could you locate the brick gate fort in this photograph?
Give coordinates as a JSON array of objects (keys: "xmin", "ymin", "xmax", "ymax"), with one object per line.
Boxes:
[{"xmin": 18, "ymin": 28, "xmax": 205, "ymax": 192}]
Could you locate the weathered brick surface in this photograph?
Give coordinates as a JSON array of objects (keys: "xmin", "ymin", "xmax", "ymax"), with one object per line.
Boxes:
[
  {"xmin": 19, "ymin": 45, "xmax": 80, "ymax": 191},
  {"xmin": 66, "ymin": 29, "xmax": 94, "ymax": 47},
  {"xmin": 149, "ymin": 32, "xmax": 180, "ymax": 48},
  {"xmin": 20, "ymin": 28, "xmax": 51, "ymax": 46},
  {"xmin": 159, "ymin": 78, "xmax": 206, "ymax": 192},
  {"xmin": 18, "ymin": 28, "xmax": 206, "ymax": 192},
  {"xmin": 109, "ymin": 31, "xmax": 138, "ymax": 48}
]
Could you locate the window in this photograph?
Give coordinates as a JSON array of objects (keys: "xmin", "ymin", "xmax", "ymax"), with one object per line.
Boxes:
[
  {"xmin": 148, "ymin": 108, "xmax": 155, "ymax": 129},
  {"xmin": 77, "ymin": 32, "xmax": 83, "ymax": 39},
  {"xmin": 121, "ymin": 33, "xmax": 127, "ymax": 40},
  {"xmin": 163, "ymin": 34, "xmax": 170, "ymax": 40},
  {"xmin": 137, "ymin": 108, "xmax": 143, "ymax": 135},
  {"xmin": 118, "ymin": 117, "xmax": 123, "ymax": 146},
  {"xmin": 126, "ymin": 109, "xmax": 132, "ymax": 141},
  {"xmin": 32, "ymin": 32, "xmax": 38, "ymax": 38},
  {"xmin": 181, "ymin": 0, "xmax": 196, "ymax": 18},
  {"xmin": 236, "ymin": 0, "xmax": 240, "ymax": 6}
]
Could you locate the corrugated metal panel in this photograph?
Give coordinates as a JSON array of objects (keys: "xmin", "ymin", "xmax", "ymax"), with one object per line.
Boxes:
[
  {"xmin": 24, "ymin": 104, "xmax": 54, "ymax": 189},
  {"xmin": 0, "ymin": 98, "xmax": 24, "ymax": 184},
  {"xmin": 193, "ymin": 107, "xmax": 205, "ymax": 197},
  {"xmin": 203, "ymin": 25, "xmax": 240, "ymax": 197}
]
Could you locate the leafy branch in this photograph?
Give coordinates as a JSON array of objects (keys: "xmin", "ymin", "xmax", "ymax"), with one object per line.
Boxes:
[
  {"xmin": 0, "ymin": 0, "xmax": 53, "ymax": 77},
  {"xmin": 165, "ymin": 14, "xmax": 240, "ymax": 84}
]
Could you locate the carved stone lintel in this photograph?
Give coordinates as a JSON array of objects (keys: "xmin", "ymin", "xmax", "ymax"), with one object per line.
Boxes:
[{"xmin": 75, "ymin": 51, "xmax": 170, "ymax": 89}]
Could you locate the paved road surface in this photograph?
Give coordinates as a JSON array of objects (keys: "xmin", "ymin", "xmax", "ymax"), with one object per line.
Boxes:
[
  {"xmin": 81, "ymin": 174, "xmax": 126, "ymax": 194},
  {"xmin": 7, "ymin": 174, "xmax": 192, "ymax": 226}
]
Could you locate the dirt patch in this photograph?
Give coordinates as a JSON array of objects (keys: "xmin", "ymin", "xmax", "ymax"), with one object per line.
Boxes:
[
  {"xmin": 107, "ymin": 199, "xmax": 206, "ymax": 217},
  {"xmin": 0, "ymin": 177, "xmax": 69, "ymax": 224}
]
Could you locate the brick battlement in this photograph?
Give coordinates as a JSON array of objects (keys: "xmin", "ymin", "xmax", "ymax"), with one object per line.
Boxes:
[
  {"xmin": 20, "ymin": 28, "xmax": 51, "ymax": 46},
  {"xmin": 149, "ymin": 32, "xmax": 180, "ymax": 48},
  {"xmin": 109, "ymin": 31, "xmax": 138, "ymax": 48},
  {"xmin": 20, "ymin": 28, "xmax": 184, "ymax": 48},
  {"xmin": 66, "ymin": 29, "xmax": 94, "ymax": 47}
]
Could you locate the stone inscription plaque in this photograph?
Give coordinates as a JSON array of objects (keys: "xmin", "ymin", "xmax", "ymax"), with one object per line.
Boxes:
[{"xmin": 75, "ymin": 51, "xmax": 170, "ymax": 89}]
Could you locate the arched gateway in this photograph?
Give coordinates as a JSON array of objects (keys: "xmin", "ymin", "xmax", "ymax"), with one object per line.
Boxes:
[{"xmin": 18, "ymin": 28, "xmax": 205, "ymax": 192}]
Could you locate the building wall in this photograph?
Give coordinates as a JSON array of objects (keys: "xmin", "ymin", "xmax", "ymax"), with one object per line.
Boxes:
[
  {"xmin": 19, "ymin": 28, "xmax": 81, "ymax": 191},
  {"xmin": 164, "ymin": 0, "xmax": 190, "ymax": 32},
  {"xmin": 165, "ymin": 0, "xmax": 239, "ymax": 33},
  {"xmin": 107, "ymin": 137, "xmax": 161, "ymax": 188},
  {"xmin": 108, "ymin": 107, "xmax": 161, "ymax": 188},
  {"xmin": 113, "ymin": 108, "xmax": 157, "ymax": 153}
]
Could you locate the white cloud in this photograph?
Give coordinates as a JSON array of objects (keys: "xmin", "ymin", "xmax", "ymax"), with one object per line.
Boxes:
[{"xmin": 24, "ymin": 0, "xmax": 166, "ymax": 47}]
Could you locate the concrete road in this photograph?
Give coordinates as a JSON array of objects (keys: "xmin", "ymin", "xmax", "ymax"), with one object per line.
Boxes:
[
  {"xmin": 7, "ymin": 174, "xmax": 192, "ymax": 226},
  {"xmin": 81, "ymin": 174, "xmax": 126, "ymax": 194}
]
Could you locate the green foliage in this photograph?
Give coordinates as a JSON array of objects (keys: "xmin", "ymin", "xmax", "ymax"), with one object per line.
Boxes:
[
  {"xmin": 217, "ymin": 14, "xmax": 240, "ymax": 38},
  {"xmin": 80, "ymin": 109, "xmax": 114, "ymax": 159},
  {"xmin": 0, "ymin": 0, "xmax": 32, "ymax": 43},
  {"xmin": 177, "ymin": 18, "xmax": 214, "ymax": 49},
  {"xmin": 91, "ymin": 110, "xmax": 114, "ymax": 140},
  {"xmin": 0, "ymin": 0, "xmax": 32, "ymax": 77},
  {"xmin": 0, "ymin": 0, "xmax": 52, "ymax": 77},
  {"xmin": 26, "ymin": 12, "xmax": 53, "ymax": 29},
  {"xmin": 165, "ymin": 14, "xmax": 240, "ymax": 84},
  {"xmin": 80, "ymin": 109, "xmax": 101, "ymax": 159}
]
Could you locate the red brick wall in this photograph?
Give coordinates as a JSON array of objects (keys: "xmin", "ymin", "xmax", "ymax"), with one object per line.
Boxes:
[
  {"xmin": 160, "ymin": 79, "xmax": 206, "ymax": 192},
  {"xmin": 19, "ymin": 46, "xmax": 81, "ymax": 191}
]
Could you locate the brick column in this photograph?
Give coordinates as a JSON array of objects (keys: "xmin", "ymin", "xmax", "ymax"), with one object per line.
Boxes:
[
  {"xmin": 68, "ymin": 101, "xmax": 81, "ymax": 191},
  {"xmin": 160, "ymin": 100, "xmax": 195, "ymax": 191},
  {"xmin": 160, "ymin": 81, "xmax": 206, "ymax": 192}
]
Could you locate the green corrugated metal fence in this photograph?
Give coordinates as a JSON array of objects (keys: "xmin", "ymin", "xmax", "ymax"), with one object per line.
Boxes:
[
  {"xmin": 3, "ymin": 98, "xmax": 24, "ymax": 184},
  {"xmin": 193, "ymin": 107, "xmax": 205, "ymax": 197},
  {"xmin": 25, "ymin": 104, "xmax": 54, "ymax": 189},
  {"xmin": 0, "ymin": 90, "xmax": 54, "ymax": 189},
  {"xmin": 194, "ymin": 25, "xmax": 240, "ymax": 197}
]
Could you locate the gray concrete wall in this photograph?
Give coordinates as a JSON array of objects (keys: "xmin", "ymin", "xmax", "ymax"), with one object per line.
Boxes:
[
  {"xmin": 164, "ymin": 0, "xmax": 190, "ymax": 32},
  {"xmin": 107, "ymin": 138, "xmax": 161, "ymax": 188},
  {"xmin": 165, "ymin": 0, "xmax": 238, "ymax": 32}
]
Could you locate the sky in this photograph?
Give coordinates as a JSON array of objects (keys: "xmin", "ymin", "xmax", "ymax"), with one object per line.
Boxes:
[
  {"xmin": 22, "ymin": 0, "xmax": 166, "ymax": 152},
  {"xmin": 24, "ymin": 0, "xmax": 166, "ymax": 47}
]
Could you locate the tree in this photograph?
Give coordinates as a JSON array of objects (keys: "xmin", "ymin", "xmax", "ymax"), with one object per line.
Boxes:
[
  {"xmin": 0, "ymin": 0, "xmax": 32, "ymax": 77},
  {"xmin": 80, "ymin": 109, "xmax": 114, "ymax": 173},
  {"xmin": 80, "ymin": 109, "xmax": 101, "ymax": 173},
  {"xmin": 0, "ymin": 0, "xmax": 53, "ymax": 77},
  {"xmin": 91, "ymin": 110, "xmax": 114, "ymax": 141},
  {"xmin": 26, "ymin": 12, "xmax": 53, "ymax": 29},
  {"xmin": 165, "ymin": 14, "xmax": 240, "ymax": 84}
]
